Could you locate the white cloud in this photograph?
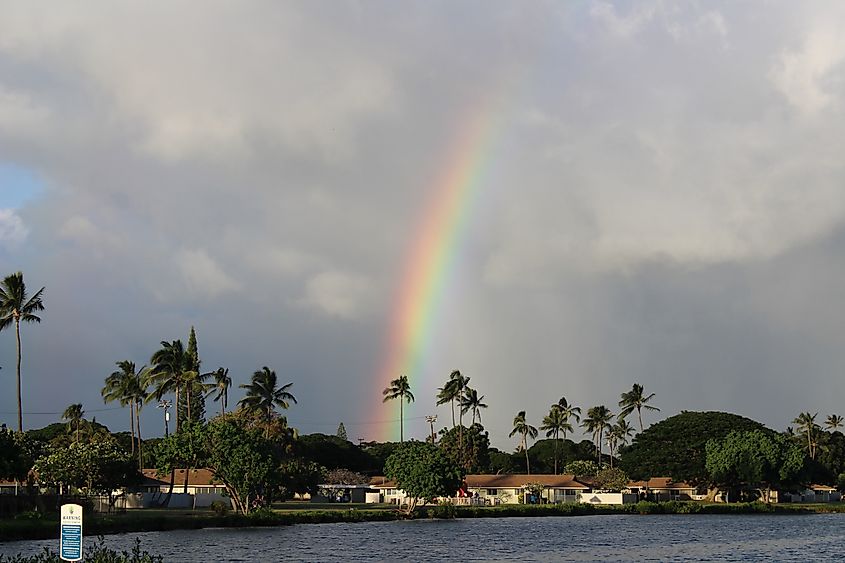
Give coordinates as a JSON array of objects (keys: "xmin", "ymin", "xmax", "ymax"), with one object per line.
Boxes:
[
  {"xmin": 176, "ymin": 248, "xmax": 240, "ymax": 300},
  {"xmin": 0, "ymin": 208, "xmax": 27, "ymax": 246},
  {"xmin": 299, "ymin": 271, "xmax": 373, "ymax": 319}
]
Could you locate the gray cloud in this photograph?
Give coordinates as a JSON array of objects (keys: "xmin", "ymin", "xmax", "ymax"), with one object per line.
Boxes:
[{"xmin": 1, "ymin": 2, "xmax": 844, "ymax": 446}]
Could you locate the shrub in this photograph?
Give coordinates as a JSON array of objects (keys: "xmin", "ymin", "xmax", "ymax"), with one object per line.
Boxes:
[
  {"xmin": 209, "ymin": 501, "xmax": 229, "ymax": 516},
  {"xmin": 427, "ymin": 500, "xmax": 457, "ymax": 519},
  {"xmin": 0, "ymin": 537, "xmax": 162, "ymax": 563}
]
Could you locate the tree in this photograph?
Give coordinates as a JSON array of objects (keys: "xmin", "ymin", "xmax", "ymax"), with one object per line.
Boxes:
[
  {"xmin": 564, "ymin": 459, "xmax": 600, "ymax": 479},
  {"xmin": 459, "ymin": 387, "xmax": 487, "ymax": 425},
  {"xmin": 620, "ymin": 411, "xmax": 770, "ymax": 486},
  {"xmin": 384, "ymin": 441, "xmax": 462, "ymax": 514},
  {"xmin": 540, "ymin": 405, "xmax": 574, "ymax": 474},
  {"xmin": 154, "ymin": 420, "xmax": 208, "ymax": 494},
  {"xmin": 324, "ymin": 468, "xmax": 370, "ymax": 485},
  {"xmin": 436, "ymin": 370, "xmax": 467, "ymax": 429},
  {"xmin": 581, "ymin": 405, "xmax": 614, "ymax": 464},
  {"xmin": 606, "ymin": 419, "xmax": 635, "ymax": 468},
  {"xmin": 239, "ymin": 367, "xmax": 297, "ymax": 438},
  {"xmin": 149, "ymin": 340, "xmax": 190, "ymax": 433},
  {"xmin": 382, "ymin": 375, "xmax": 414, "ymax": 443},
  {"xmin": 594, "ymin": 467, "xmax": 630, "ymax": 491},
  {"xmin": 278, "ymin": 459, "xmax": 325, "ymax": 500},
  {"xmin": 0, "ymin": 272, "xmax": 45, "ymax": 432},
  {"xmin": 203, "ymin": 415, "xmax": 287, "ymax": 515},
  {"xmin": 793, "ymin": 412, "xmax": 819, "ymax": 460},
  {"xmin": 103, "ymin": 360, "xmax": 149, "ymax": 468},
  {"xmin": 179, "ymin": 327, "xmax": 206, "ymax": 424},
  {"xmin": 826, "ymin": 414, "xmax": 844, "ymax": 431},
  {"xmin": 208, "ymin": 367, "xmax": 232, "ymax": 417},
  {"xmin": 62, "ymin": 403, "xmax": 85, "ymax": 443},
  {"xmin": 706, "ymin": 430, "xmax": 805, "ymax": 502},
  {"xmin": 298, "ymin": 433, "xmax": 377, "ymax": 473},
  {"xmin": 618, "ymin": 383, "xmax": 659, "ymax": 432},
  {"xmin": 336, "ymin": 422, "xmax": 348, "ymax": 441},
  {"xmin": 0, "ymin": 427, "xmax": 36, "ymax": 482},
  {"xmin": 438, "ymin": 422, "xmax": 491, "ymax": 474},
  {"xmin": 509, "ymin": 411, "xmax": 538, "ymax": 475}
]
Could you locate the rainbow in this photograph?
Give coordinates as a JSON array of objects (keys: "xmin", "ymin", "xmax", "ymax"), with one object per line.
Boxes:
[{"xmin": 372, "ymin": 95, "xmax": 505, "ymax": 442}]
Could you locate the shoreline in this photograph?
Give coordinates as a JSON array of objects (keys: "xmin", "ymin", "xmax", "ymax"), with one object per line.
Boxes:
[{"xmin": 2, "ymin": 502, "xmax": 844, "ymax": 543}]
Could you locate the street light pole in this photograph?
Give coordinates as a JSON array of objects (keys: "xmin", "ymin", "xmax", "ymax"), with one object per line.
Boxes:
[
  {"xmin": 426, "ymin": 415, "xmax": 438, "ymax": 443},
  {"xmin": 157, "ymin": 400, "xmax": 172, "ymax": 437}
]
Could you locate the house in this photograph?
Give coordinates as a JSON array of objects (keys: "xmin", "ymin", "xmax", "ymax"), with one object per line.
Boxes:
[
  {"xmin": 107, "ymin": 469, "xmax": 231, "ymax": 509},
  {"xmin": 313, "ymin": 483, "xmax": 382, "ymax": 503},
  {"xmin": 777, "ymin": 484, "xmax": 842, "ymax": 503},
  {"xmin": 369, "ymin": 474, "xmax": 591, "ymax": 505},
  {"xmin": 627, "ymin": 478, "xmax": 700, "ymax": 501}
]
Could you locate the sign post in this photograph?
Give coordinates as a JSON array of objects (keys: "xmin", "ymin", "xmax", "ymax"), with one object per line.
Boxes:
[{"xmin": 60, "ymin": 503, "xmax": 83, "ymax": 562}]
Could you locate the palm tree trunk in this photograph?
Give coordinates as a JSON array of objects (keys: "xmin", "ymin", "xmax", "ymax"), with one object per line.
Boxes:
[
  {"xmin": 174, "ymin": 386, "xmax": 180, "ymax": 433},
  {"xmin": 129, "ymin": 403, "xmax": 135, "ymax": 455},
  {"xmin": 450, "ymin": 399, "xmax": 455, "ymax": 428},
  {"xmin": 15, "ymin": 318, "xmax": 22, "ymax": 432},
  {"xmin": 637, "ymin": 407, "xmax": 644, "ymax": 432},
  {"xmin": 523, "ymin": 434, "xmax": 530, "ymax": 475},
  {"xmin": 136, "ymin": 401, "xmax": 143, "ymax": 469},
  {"xmin": 186, "ymin": 384, "xmax": 192, "ymax": 424},
  {"xmin": 400, "ymin": 397, "xmax": 404, "ymax": 443},
  {"xmin": 554, "ymin": 434, "xmax": 559, "ymax": 475}
]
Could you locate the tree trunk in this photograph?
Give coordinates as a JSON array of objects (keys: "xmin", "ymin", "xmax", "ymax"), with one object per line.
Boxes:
[
  {"xmin": 554, "ymin": 435, "xmax": 559, "ymax": 475},
  {"xmin": 129, "ymin": 402, "xmax": 135, "ymax": 455},
  {"xmin": 450, "ymin": 399, "xmax": 455, "ymax": 428},
  {"xmin": 400, "ymin": 397, "xmax": 404, "ymax": 443},
  {"xmin": 524, "ymin": 434, "xmax": 530, "ymax": 475},
  {"xmin": 15, "ymin": 318, "xmax": 22, "ymax": 432},
  {"xmin": 136, "ymin": 401, "xmax": 143, "ymax": 469},
  {"xmin": 637, "ymin": 407, "xmax": 644, "ymax": 432},
  {"xmin": 174, "ymin": 386, "xmax": 180, "ymax": 433}
]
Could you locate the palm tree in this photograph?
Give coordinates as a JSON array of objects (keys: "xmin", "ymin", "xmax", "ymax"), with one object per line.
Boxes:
[
  {"xmin": 825, "ymin": 414, "xmax": 844, "ymax": 431},
  {"xmin": 556, "ymin": 396, "xmax": 582, "ymax": 425},
  {"xmin": 62, "ymin": 403, "xmax": 84, "ymax": 443},
  {"xmin": 509, "ymin": 410, "xmax": 538, "ymax": 475},
  {"xmin": 459, "ymin": 387, "xmax": 488, "ymax": 425},
  {"xmin": 794, "ymin": 412, "xmax": 819, "ymax": 460},
  {"xmin": 0, "ymin": 272, "xmax": 45, "ymax": 432},
  {"xmin": 382, "ymin": 374, "xmax": 414, "ymax": 442},
  {"xmin": 606, "ymin": 419, "xmax": 635, "ymax": 469},
  {"xmin": 149, "ymin": 340, "xmax": 190, "ymax": 432},
  {"xmin": 540, "ymin": 405, "xmax": 574, "ymax": 475},
  {"xmin": 582, "ymin": 405, "xmax": 614, "ymax": 465},
  {"xmin": 618, "ymin": 383, "xmax": 659, "ymax": 432},
  {"xmin": 103, "ymin": 362, "xmax": 136, "ymax": 453},
  {"xmin": 436, "ymin": 380, "xmax": 460, "ymax": 428},
  {"xmin": 208, "ymin": 368, "xmax": 232, "ymax": 417},
  {"xmin": 239, "ymin": 367, "xmax": 297, "ymax": 438}
]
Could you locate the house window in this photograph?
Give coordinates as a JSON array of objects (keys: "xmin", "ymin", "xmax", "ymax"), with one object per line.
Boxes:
[{"xmin": 487, "ymin": 489, "xmax": 497, "ymax": 495}]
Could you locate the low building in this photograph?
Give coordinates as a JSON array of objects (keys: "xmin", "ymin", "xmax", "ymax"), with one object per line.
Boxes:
[{"xmin": 627, "ymin": 478, "xmax": 700, "ymax": 501}]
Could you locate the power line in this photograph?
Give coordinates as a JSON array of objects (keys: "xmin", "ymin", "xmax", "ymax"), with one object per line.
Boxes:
[{"xmin": 0, "ymin": 406, "xmax": 124, "ymax": 415}]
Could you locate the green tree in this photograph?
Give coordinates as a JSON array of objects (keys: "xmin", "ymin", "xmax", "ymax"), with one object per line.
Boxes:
[
  {"xmin": 793, "ymin": 412, "xmax": 819, "ymax": 460},
  {"xmin": 179, "ymin": 327, "xmax": 206, "ymax": 424},
  {"xmin": 438, "ymin": 422, "xmax": 491, "ymax": 473},
  {"xmin": 278, "ymin": 458, "xmax": 325, "ymax": 500},
  {"xmin": 620, "ymin": 411, "xmax": 769, "ymax": 486},
  {"xmin": 382, "ymin": 375, "xmax": 414, "ymax": 443},
  {"xmin": 564, "ymin": 459, "xmax": 601, "ymax": 479},
  {"xmin": 62, "ymin": 403, "xmax": 85, "ymax": 443},
  {"xmin": 208, "ymin": 367, "xmax": 232, "ymax": 417},
  {"xmin": 606, "ymin": 419, "xmax": 635, "ymax": 468},
  {"xmin": 705, "ymin": 429, "xmax": 805, "ymax": 502},
  {"xmin": 154, "ymin": 420, "xmax": 208, "ymax": 493},
  {"xmin": 594, "ymin": 467, "xmax": 630, "ymax": 491},
  {"xmin": 540, "ymin": 405, "xmax": 574, "ymax": 474},
  {"xmin": 149, "ymin": 340, "xmax": 190, "ymax": 433},
  {"xmin": 384, "ymin": 441, "xmax": 462, "ymax": 514},
  {"xmin": 618, "ymin": 383, "xmax": 659, "ymax": 432},
  {"xmin": 204, "ymin": 414, "xmax": 287, "ymax": 514},
  {"xmin": 459, "ymin": 387, "xmax": 487, "ymax": 425},
  {"xmin": 298, "ymin": 433, "xmax": 378, "ymax": 473},
  {"xmin": 509, "ymin": 411, "xmax": 538, "ymax": 475},
  {"xmin": 825, "ymin": 414, "xmax": 844, "ymax": 431},
  {"xmin": 582, "ymin": 405, "xmax": 614, "ymax": 464},
  {"xmin": 103, "ymin": 360, "xmax": 149, "ymax": 468},
  {"xmin": 336, "ymin": 422, "xmax": 348, "ymax": 441},
  {"xmin": 0, "ymin": 272, "xmax": 45, "ymax": 432},
  {"xmin": 0, "ymin": 427, "xmax": 36, "ymax": 482},
  {"xmin": 239, "ymin": 367, "xmax": 297, "ymax": 438}
]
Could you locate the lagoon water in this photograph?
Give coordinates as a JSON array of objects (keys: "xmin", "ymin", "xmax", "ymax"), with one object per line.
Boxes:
[{"xmin": 3, "ymin": 513, "xmax": 845, "ymax": 561}]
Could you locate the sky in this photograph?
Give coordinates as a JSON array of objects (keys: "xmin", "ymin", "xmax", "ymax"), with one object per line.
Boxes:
[{"xmin": 1, "ymin": 1, "xmax": 845, "ymax": 449}]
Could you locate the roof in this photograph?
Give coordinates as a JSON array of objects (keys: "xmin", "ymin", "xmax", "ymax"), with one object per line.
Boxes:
[
  {"xmin": 141, "ymin": 468, "xmax": 218, "ymax": 487},
  {"xmin": 369, "ymin": 474, "xmax": 589, "ymax": 490},
  {"xmin": 628, "ymin": 478, "xmax": 695, "ymax": 490},
  {"xmin": 809, "ymin": 484, "xmax": 838, "ymax": 492}
]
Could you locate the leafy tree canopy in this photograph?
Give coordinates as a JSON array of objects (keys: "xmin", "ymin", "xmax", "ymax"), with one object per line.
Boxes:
[
  {"xmin": 385, "ymin": 441, "xmax": 462, "ymax": 513},
  {"xmin": 527, "ymin": 439, "xmax": 596, "ymax": 474},
  {"xmin": 594, "ymin": 467, "xmax": 630, "ymax": 491},
  {"xmin": 563, "ymin": 459, "xmax": 601, "ymax": 478},
  {"xmin": 298, "ymin": 433, "xmax": 377, "ymax": 473},
  {"xmin": 705, "ymin": 430, "xmax": 805, "ymax": 501},
  {"xmin": 438, "ymin": 423, "xmax": 491, "ymax": 474},
  {"xmin": 619, "ymin": 411, "xmax": 768, "ymax": 486}
]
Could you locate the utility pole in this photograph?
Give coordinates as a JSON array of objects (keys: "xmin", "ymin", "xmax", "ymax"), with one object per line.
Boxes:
[
  {"xmin": 426, "ymin": 415, "xmax": 438, "ymax": 444},
  {"xmin": 157, "ymin": 400, "xmax": 172, "ymax": 437}
]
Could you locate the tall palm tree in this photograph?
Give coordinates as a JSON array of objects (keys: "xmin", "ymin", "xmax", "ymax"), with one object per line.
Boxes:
[
  {"xmin": 606, "ymin": 419, "xmax": 635, "ymax": 469},
  {"xmin": 459, "ymin": 387, "xmax": 488, "ymax": 425},
  {"xmin": 509, "ymin": 410, "xmax": 538, "ymax": 475},
  {"xmin": 436, "ymin": 379, "xmax": 460, "ymax": 429},
  {"xmin": 0, "ymin": 272, "xmax": 45, "ymax": 432},
  {"xmin": 556, "ymin": 396, "xmax": 582, "ymax": 425},
  {"xmin": 825, "ymin": 414, "xmax": 844, "ymax": 431},
  {"xmin": 618, "ymin": 383, "xmax": 659, "ymax": 432},
  {"xmin": 540, "ymin": 405, "xmax": 574, "ymax": 475},
  {"xmin": 794, "ymin": 412, "xmax": 819, "ymax": 460},
  {"xmin": 382, "ymin": 374, "xmax": 414, "ymax": 443},
  {"xmin": 102, "ymin": 362, "xmax": 136, "ymax": 453},
  {"xmin": 239, "ymin": 367, "xmax": 297, "ymax": 438},
  {"xmin": 149, "ymin": 340, "xmax": 190, "ymax": 432},
  {"xmin": 208, "ymin": 367, "xmax": 232, "ymax": 417},
  {"xmin": 62, "ymin": 403, "xmax": 84, "ymax": 443},
  {"xmin": 582, "ymin": 405, "xmax": 614, "ymax": 465}
]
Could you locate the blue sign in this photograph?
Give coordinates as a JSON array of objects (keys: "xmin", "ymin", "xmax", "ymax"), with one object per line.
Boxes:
[{"xmin": 60, "ymin": 504, "xmax": 83, "ymax": 562}]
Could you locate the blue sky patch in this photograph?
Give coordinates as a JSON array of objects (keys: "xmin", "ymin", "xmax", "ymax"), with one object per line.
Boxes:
[{"xmin": 0, "ymin": 162, "xmax": 43, "ymax": 209}]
